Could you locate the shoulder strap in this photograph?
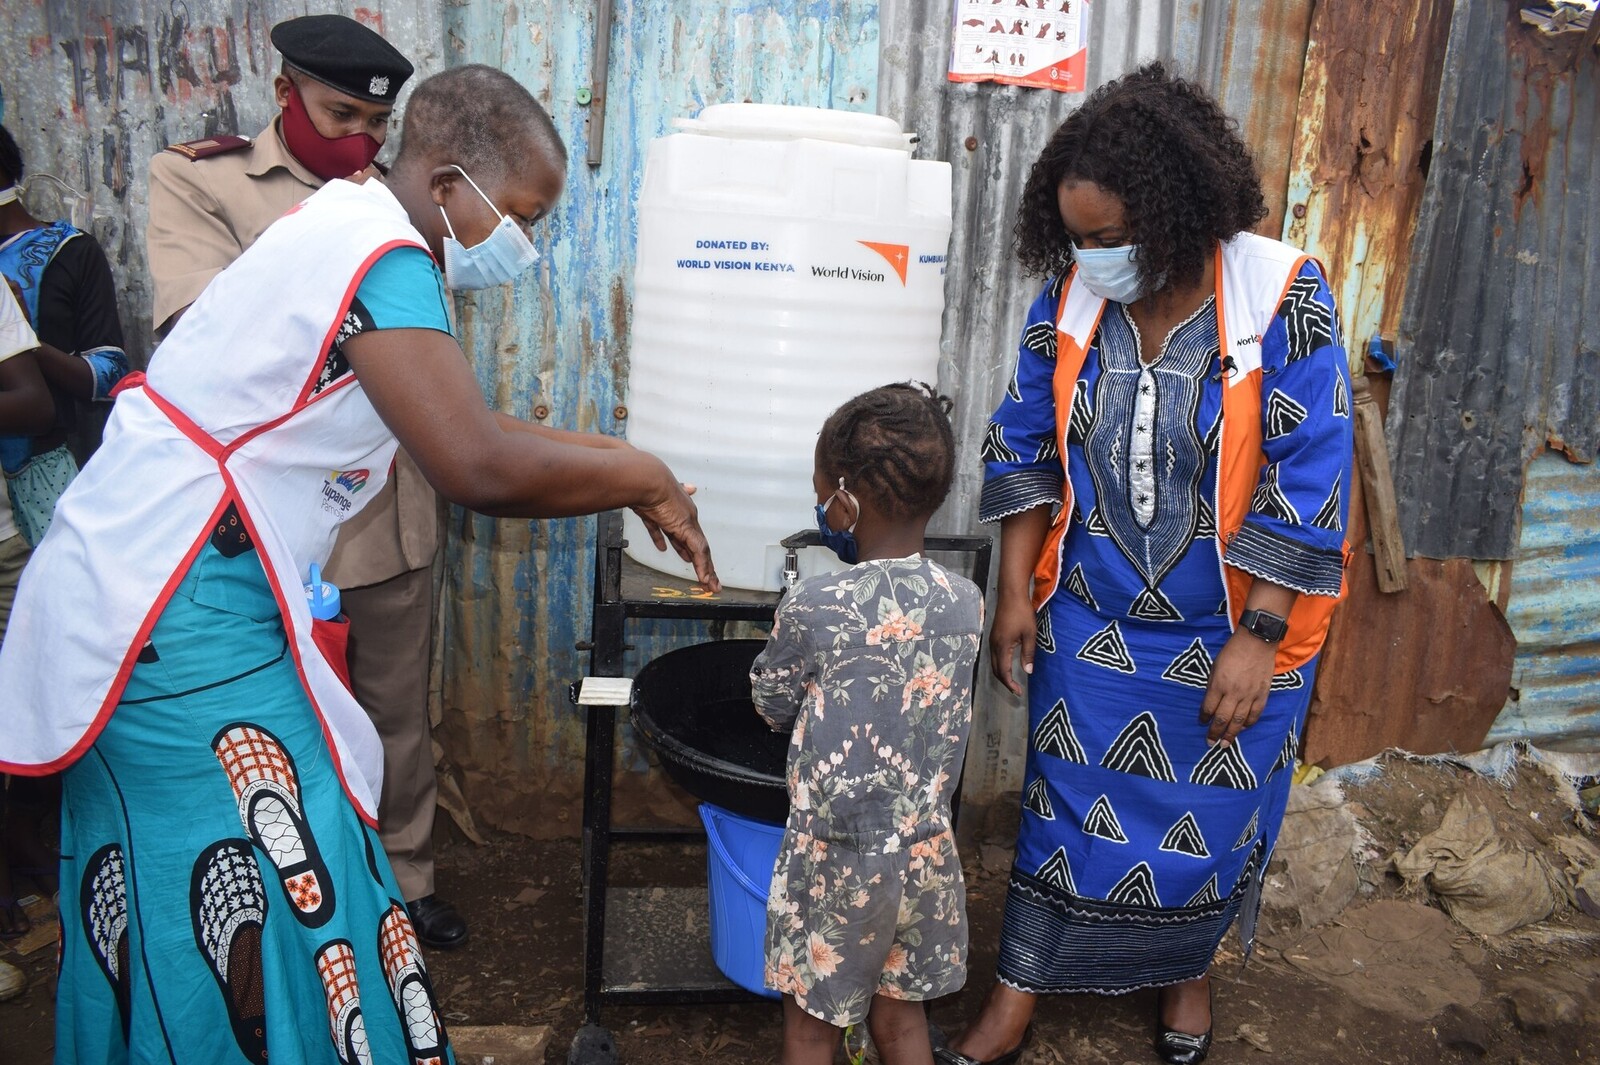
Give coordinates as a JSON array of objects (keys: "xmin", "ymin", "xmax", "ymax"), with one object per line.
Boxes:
[{"xmin": 163, "ymin": 135, "xmax": 252, "ymax": 161}]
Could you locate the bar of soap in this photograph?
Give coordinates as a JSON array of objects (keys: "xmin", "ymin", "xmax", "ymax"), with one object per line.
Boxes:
[{"xmin": 576, "ymin": 676, "xmax": 635, "ymax": 706}]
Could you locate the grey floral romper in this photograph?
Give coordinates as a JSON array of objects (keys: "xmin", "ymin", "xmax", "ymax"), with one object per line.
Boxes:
[{"xmin": 751, "ymin": 555, "xmax": 984, "ymax": 1025}]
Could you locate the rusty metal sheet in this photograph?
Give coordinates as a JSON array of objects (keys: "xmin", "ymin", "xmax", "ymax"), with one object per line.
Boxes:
[
  {"xmin": 1281, "ymin": 0, "xmax": 1454, "ymax": 368},
  {"xmin": 1486, "ymin": 453, "xmax": 1600, "ymax": 752},
  {"xmin": 1305, "ymin": 451, "xmax": 1516, "ymax": 765},
  {"xmin": 1386, "ymin": 1, "xmax": 1600, "ymax": 559},
  {"xmin": 1193, "ymin": 0, "xmax": 1317, "ymax": 240}
]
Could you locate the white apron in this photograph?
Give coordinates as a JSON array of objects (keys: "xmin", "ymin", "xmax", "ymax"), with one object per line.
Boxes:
[{"xmin": 0, "ymin": 178, "xmax": 428, "ymax": 823}]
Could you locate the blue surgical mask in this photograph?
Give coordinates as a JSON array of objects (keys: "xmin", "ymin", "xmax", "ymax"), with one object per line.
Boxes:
[
  {"xmin": 439, "ymin": 165, "xmax": 540, "ymax": 291},
  {"xmin": 1072, "ymin": 243, "xmax": 1145, "ymax": 304},
  {"xmin": 814, "ymin": 480, "xmax": 860, "ymax": 564}
]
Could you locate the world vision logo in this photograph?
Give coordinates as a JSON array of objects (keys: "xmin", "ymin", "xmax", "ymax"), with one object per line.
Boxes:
[
  {"xmin": 859, "ymin": 241, "xmax": 910, "ymax": 285},
  {"xmin": 321, "ymin": 468, "xmax": 370, "ymax": 515}
]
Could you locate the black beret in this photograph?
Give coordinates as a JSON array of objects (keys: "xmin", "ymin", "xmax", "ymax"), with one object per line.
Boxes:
[{"xmin": 271, "ymin": 15, "xmax": 414, "ymax": 105}]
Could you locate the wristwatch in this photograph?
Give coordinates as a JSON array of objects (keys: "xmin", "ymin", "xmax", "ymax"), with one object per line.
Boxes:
[{"xmin": 1238, "ymin": 608, "xmax": 1288, "ymax": 643}]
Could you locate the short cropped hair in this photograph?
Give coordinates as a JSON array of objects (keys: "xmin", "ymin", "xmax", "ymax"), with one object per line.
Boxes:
[{"xmin": 397, "ymin": 65, "xmax": 565, "ymax": 184}]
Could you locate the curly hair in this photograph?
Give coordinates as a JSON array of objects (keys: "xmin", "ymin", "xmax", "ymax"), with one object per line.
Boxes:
[
  {"xmin": 1014, "ymin": 62, "xmax": 1267, "ymax": 291},
  {"xmin": 817, "ymin": 382, "xmax": 957, "ymax": 521}
]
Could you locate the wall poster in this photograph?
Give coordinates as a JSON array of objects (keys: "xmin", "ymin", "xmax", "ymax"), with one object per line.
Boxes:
[{"xmin": 948, "ymin": 0, "xmax": 1088, "ymax": 92}]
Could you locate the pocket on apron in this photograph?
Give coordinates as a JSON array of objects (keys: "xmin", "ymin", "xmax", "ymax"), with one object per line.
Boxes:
[{"xmin": 312, "ymin": 613, "xmax": 354, "ymax": 691}]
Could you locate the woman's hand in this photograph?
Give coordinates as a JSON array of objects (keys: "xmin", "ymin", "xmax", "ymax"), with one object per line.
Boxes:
[
  {"xmin": 991, "ymin": 506, "xmax": 1054, "ymax": 696},
  {"xmin": 1200, "ymin": 631, "xmax": 1275, "ymax": 745},
  {"xmin": 990, "ymin": 591, "xmax": 1037, "ymax": 695},
  {"xmin": 632, "ymin": 479, "xmax": 720, "ymax": 593}
]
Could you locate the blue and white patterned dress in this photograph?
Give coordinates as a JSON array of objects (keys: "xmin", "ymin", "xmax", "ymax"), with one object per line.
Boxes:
[{"xmin": 979, "ymin": 260, "xmax": 1352, "ymax": 994}]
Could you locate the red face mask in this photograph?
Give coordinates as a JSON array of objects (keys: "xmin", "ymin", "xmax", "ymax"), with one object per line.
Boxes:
[{"xmin": 280, "ymin": 81, "xmax": 382, "ymax": 181}]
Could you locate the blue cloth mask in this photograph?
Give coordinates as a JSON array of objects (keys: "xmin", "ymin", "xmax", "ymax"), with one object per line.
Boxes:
[
  {"xmin": 439, "ymin": 165, "xmax": 540, "ymax": 291},
  {"xmin": 1072, "ymin": 243, "xmax": 1145, "ymax": 304},
  {"xmin": 814, "ymin": 480, "xmax": 860, "ymax": 564}
]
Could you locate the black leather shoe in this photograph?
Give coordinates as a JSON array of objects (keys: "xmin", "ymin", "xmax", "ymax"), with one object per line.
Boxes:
[
  {"xmin": 1155, "ymin": 984, "xmax": 1212, "ymax": 1064},
  {"xmin": 406, "ymin": 895, "xmax": 468, "ymax": 950},
  {"xmin": 1154, "ymin": 1027, "xmax": 1212, "ymax": 1065},
  {"xmin": 933, "ymin": 1027, "xmax": 1032, "ymax": 1065}
]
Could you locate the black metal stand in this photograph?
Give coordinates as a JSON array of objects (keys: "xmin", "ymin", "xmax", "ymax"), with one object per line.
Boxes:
[{"xmin": 570, "ymin": 511, "xmax": 991, "ymax": 1063}]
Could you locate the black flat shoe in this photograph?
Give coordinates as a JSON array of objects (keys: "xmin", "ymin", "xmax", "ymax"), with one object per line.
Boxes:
[
  {"xmin": 933, "ymin": 1026, "xmax": 1032, "ymax": 1065},
  {"xmin": 406, "ymin": 894, "xmax": 468, "ymax": 950},
  {"xmin": 1155, "ymin": 984, "xmax": 1212, "ymax": 1064},
  {"xmin": 1154, "ymin": 1026, "xmax": 1212, "ymax": 1065}
]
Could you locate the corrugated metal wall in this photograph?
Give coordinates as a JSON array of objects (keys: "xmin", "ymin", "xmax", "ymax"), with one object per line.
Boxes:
[
  {"xmin": 1281, "ymin": 0, "xmax": 1452, "ymax": 368},
  {"xmin": 12, "ymin": 1, "xmax": 1593, "ymax": 823},
  {"xmin": 1277, "ymin": 0, "xmax": 1517, "ymax": 766},
  {"xmin": 436, "ymin": 0, "xmax": 884, "ymax": 836},
  {"xmin": 1386, "ymin": 0, "xmax": 1600, "ymax": 560},
  {"xmin": 1487, "ymin": 453, "xmax": 1600, "ymax": 751},
  {"xmin": 876, "ymin": 1, "xmax": 1316, "ymax": 802},
  {"xmin": 0, "ymin": 2, "xmax": 445, "ymax": 358}
]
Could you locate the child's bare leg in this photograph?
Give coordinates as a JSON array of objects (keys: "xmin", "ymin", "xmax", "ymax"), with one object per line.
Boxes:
[
  {"xmin": 782, "ymin": 994, "xmax": 843, "ymax": 1065},
  {"xmin": 868, "ymin": 994, "xmax": 933, "ymax": 1065}
]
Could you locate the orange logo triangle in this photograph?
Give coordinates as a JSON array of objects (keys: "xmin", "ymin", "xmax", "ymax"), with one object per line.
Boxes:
[{"xmin": 859, "ymin": 241, "xmax": 910, "ymax": 285}]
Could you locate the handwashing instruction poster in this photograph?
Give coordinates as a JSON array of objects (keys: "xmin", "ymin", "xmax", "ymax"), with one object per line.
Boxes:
[{"xmin": 948, "ymin": 0, "xmax": 1088, "ymax": 92}]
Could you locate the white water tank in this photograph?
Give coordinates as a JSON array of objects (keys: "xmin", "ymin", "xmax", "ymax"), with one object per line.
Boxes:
[{"xmin": 623, "ymin": 103, "xmax": 952, "ymax": 591}]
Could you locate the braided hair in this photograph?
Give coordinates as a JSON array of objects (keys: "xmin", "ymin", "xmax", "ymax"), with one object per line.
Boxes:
[
  {"xmin": 1014, "ymin": 61, "xmax": 1267, "ymax": 292},
  {"xmin": 0, "ymin": 126, "xmax": 24, "ymax": 187},
  {"xmin": 816, "ymin": 382, "xmax": 956, "ymax": 521}
]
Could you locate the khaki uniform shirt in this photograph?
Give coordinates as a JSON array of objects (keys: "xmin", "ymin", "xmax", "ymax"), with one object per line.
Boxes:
[{"xmin": 146, "ymin": 116, "xmax": 438, "ymax": 589}]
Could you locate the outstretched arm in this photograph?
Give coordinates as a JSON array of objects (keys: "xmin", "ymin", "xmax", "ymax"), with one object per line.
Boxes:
[{"xmin": 342, "ymin": 326, "xmax": 718, "ymax": 590}]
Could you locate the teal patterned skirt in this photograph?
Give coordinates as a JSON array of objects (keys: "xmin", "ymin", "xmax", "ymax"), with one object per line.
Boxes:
[{"xmin": 55, "ymin": 539, "xmax": 454, "ymax": 1065}]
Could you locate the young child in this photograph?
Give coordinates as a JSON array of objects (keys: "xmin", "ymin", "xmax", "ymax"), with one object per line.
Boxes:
[{"xmin": 751, "ymin": 383, "xmax": 985, "ymax": 1065}]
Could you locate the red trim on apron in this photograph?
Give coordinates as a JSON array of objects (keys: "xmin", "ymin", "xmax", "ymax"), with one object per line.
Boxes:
[
  {"xmin": 292, "ymin": 239, "xmax": 428, "ymax": 409},
  {"xmin": 0, "ymin": 492, "xmax": 233, "ymax": 776},
  {"xmin": 219, "ymin": 464, "xmax": 378, "ymax": 828},
  {"xmin": 0, "ymin": 241, "xmax": 420, "ymax": 806}
]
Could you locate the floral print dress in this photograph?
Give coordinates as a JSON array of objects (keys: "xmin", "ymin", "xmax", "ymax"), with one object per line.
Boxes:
[{"xmin": 751, "ymin": 555, "xmax": 984, "ymax": 1025}]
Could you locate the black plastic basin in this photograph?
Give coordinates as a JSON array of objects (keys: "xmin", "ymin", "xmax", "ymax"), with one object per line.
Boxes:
[{"xmin": 629, "ymin": 639, "xmax": 790, "ymax": 824}]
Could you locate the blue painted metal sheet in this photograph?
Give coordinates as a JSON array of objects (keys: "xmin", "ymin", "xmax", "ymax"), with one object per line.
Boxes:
[
  {"xmin": 1487, "ymin": 454, "xmax": 1600, "ymax": 752},
  {"xmin": 438, "ymin": 1, "xmax": 882, "ymax": 835}
]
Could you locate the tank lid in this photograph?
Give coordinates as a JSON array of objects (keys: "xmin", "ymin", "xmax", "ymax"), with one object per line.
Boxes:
[{"xmin": 672, "ymin": 103, "xmax": 915, "ymax": 152}]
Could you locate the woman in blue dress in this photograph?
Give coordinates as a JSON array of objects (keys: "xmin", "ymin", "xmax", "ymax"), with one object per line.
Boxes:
[{"xmin": 940, "ymin": 65, "xmax": 1353, "ymax": 1065}]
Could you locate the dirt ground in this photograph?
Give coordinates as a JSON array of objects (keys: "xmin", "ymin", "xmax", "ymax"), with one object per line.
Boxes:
[{"xmin": 4, "ymin": 757, "xmax": 1599, "ymax": 1064}]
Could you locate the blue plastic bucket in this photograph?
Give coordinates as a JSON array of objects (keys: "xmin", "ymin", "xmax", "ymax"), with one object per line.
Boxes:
[{"xmin": 700, "ymin": 802, "xmax": 784, "ymax": 999}]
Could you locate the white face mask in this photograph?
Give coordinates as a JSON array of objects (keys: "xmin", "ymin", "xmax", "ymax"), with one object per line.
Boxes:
[
  {"xmin": 0, "ymin": 185, "xmax": 17, "ymax": 206},
  {"xmin": 438, "ymin": 165, "xmax": 540, "ymax": 291},
  {"xmin": 1072, "ymin": 243, "xmax": 1145, "ymax": 304}
]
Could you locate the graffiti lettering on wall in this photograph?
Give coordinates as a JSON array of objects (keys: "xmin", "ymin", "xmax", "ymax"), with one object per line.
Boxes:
[{"xmin": 44, "ymin": 12, "xmax": 275, "ymax": 201}]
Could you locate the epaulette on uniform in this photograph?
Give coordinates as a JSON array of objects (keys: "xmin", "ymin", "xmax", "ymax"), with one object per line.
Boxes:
[{"xmin": 163, "ymin": 136, "xmax": 252, "ymax": 161}]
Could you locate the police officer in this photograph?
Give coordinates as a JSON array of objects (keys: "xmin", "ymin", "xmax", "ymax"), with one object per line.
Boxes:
[{"xmin": 145, "ymin": 13, "xmax": 468, "ymax": 949}]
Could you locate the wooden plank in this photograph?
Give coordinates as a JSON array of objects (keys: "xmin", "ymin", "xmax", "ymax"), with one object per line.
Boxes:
[{"xmin": 1352, "ymin": 373, "xmax": 1408, "ymax": 592}]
